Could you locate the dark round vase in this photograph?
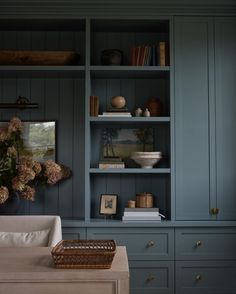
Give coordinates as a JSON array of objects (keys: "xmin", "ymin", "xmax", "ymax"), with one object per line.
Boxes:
[{"xmin": 0, "ymin": 192, "xmax": 21, "ymax": 215}]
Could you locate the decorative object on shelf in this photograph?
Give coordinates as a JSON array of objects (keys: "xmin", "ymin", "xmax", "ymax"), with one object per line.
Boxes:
[
  {"xmin": 145, "ymin": 98, "xmax": 162, "ymax": 116},
  {"xmin": 131, "ymin": 151, "xmax": 162, "ymax": 168},
  {"xmin": 143, "ymin": 108, "xmax": 150, "ymax": 117},
  {"xmin": 51, "ymin": 239, "xmax": 116, "ymax": 269},
  {"xmin": 0, "ymin": 50, "xmax": 80, "ymax": 65},
  {"xmin": 135, "ymin": 108, "xmax": 143, "ymax": 117},
  {"xmin": 101, "ymin": 49, "xmax": 123, "ymax": 65},
  {"xmin": 111, "ymin": 95, "xmax": 126, "ymax": 109},
  {"xmin": 99, "ymin": 194, "xmax": 118, "ymax": 217},
  {"xmin": 136, "ymin": 192, "xmax": 154, "ymax": 208},
  {"xmin": 127, "ymin": 200, "xmax": 136, "ymax": 208},
  {"xmin": 0, "ymin": 117, "xmax": 71, "ymax": 213},
  {"xmin": 122, "ymin": 207, "xmax": 161, "ymax": 222},
  {"xmin": 0, "ymin": 96, "xmax": 38, "ymax": 109},
  {"xmin": 90, "ymin": 95, "xmax": 99, "ymax": 116}
]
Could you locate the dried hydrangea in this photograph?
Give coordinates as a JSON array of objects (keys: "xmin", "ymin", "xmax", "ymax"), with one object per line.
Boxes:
[
  {"xmin": 21, "ymin": 185, "xmax": 35, "ymax": 201},
  {"xmin": 0, "ymin": 186, "xmax": 9, "ymax": 204}
]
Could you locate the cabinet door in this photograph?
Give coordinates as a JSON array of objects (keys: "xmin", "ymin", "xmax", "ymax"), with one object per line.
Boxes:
[
  {"xmin": 215, "ymin": 18, "xmax": 236, "ymax": 220},
  {"xmin": 174, "ymin": 17, "xmax": 215, "ymax": 220}
]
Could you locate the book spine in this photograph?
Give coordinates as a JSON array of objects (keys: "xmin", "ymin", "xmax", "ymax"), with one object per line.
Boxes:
[
  {"xmin": 99, "ymin": 163, "xmax": 125, "ymax": 169},
  {"xmin": 122, "ymin": 216, "xmax": 161, "ymax": 221},
  {"xmin": 159, "ymin": 41, "xmax": 167, "ymax": 66},
  {"xmin": 124, "ymin": 212, "xmax": 160, "ymax": 217}
]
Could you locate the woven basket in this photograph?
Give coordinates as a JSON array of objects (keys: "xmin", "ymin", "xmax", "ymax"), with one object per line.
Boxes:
[{"xmin": 51, "ymin": 240, "xmax": 116, "ymax": 269}]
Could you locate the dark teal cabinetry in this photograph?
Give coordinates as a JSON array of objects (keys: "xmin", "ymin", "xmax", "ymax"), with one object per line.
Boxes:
[
  {"xmin": 215, "ymin": 18, "xmax": 236, "ymax": 220},
  {"xmin": 175, "ymin": 16, "xmax": 236, "ymax": 221},
  {"xmin": 174, "ymin": 17, "xmax": 213, "ymax": 220}
]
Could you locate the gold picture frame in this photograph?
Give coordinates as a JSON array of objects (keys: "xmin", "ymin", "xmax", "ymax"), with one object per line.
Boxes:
[{"xmin": 99, "ymin": 194, "xmax": 118, "ymax": 215}]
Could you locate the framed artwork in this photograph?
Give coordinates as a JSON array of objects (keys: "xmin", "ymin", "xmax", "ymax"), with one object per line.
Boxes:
[
  {"xmin": 102, "ymin": 127, "xmax": 154, "ymax": 160},
  {"xmin": 99, "ymin": 194, "xmax": 118, "ymax": 215},
  {"xmin": 0, "ymin": 120, "xmax": 56, "ymax": 162}
]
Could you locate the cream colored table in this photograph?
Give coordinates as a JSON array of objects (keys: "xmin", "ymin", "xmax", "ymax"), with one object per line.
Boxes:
[{"xmin": 0, "ymin": 246, "xmax": 129, "ymax": 294}]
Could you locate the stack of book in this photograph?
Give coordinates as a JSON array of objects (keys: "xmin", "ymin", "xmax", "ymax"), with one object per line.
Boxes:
[
  {"xmin": 99, "ymin": 156, "xmax": 125, "ymax": 169},
  {"xmin": 122, "ymin": 208, "xmax": 161, "ymax": 222},
  {"xmin": 131, "ymin": 42, "xmax": 169, "ymax": 66},
  {"xmin": 98, "ymin": 108, "xmax": 132, "ymax": 118}
]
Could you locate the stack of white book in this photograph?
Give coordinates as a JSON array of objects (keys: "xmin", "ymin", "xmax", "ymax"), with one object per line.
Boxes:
[
  {"xmin": 122, "ymin": 208, "xmax": 162, "ymax": 222},
  {"xmin": 98, "ymin": 112, "xmax": 132, "ymax": 117}
]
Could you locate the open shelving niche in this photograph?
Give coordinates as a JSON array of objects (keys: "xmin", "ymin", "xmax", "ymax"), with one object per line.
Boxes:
[{"xmin": 85, "ymin": 18, "xmax": 172, "ymax": 223}]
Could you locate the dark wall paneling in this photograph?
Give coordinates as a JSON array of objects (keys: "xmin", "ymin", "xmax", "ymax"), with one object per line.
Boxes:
[{"xmin": 0, "ymin": 77, "xmax": 85, "ymax": 218}]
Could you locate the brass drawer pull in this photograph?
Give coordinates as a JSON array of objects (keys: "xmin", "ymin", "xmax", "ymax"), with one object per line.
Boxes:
[
  {"xmin": 210, "ymin": 208, "xmax": 219, "ymax": 215},
  {"xmin": 147, "ymin": 240, "xmax": 155, "ymax": 247},
  {"xmin": 146, "ymin": 274, "xmax": 155, "ymax": 283},
  {"xmin": 195, "ymin": 274, "xmax": 202, "ymax": 282},
  {"xmin": 195, "ymin": 240, "xmax": 202, "ymax": 247}
]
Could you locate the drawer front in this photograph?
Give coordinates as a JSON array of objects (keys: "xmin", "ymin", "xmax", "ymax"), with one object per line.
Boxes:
[
  {"xmin": 87, "ymin": 228, "xmax": 174, "ymax": 260},
  {"xmin": 176, "ymin": 261, "xmax": 236, "ymax": 294},
  {"xmin": 62, "ymin": 228, "xmax": 86, "ymax": 240},
  {"xmin": 129, "ymin": 261, "xmax": 174, "ymax": 294},
  {"xmin": 176, "ymin": 228, "xmax": 236, "ymax": 260}
]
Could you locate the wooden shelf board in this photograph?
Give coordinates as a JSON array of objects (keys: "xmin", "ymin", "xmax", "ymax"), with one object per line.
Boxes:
[{"xmin": 89, "ymin": 168, "xmax": 171, "ymax": 174}]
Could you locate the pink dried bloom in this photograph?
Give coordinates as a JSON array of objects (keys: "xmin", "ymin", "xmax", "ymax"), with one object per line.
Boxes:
[
  {"xmin": 0, "ymin": 186, "xmax": 9, "ymax": 204},
  {"xmin": 33, "ymin": 161, "xmax": 42, "ymax": 175},
  {"xmin": 0, "ymin": 127, "xmax": 8, "ymax": 142},
  {"xmin": 19, "ymin": 156, "xmax": 34, "ymax": 168},
  {"xmin": 21, "ymin": 185, "xmax": 35, "ymax": 201},
  {"xmin": 7, "ymin": 146, "xmax": 17, "ymax": 157},
  {"xmin": 44, "ymin": 160, "xmax": 62, "ymax": 184},
  {"xmin": 8, "ymin": 117, "xmax": 23, "ymax": 134},
  {"xmin": 12, "ymin": 177, "xmax": 25, "ymax": 192},
  {"xmin": 18, "ymin": 165, "xmax": 35, "ymax": 184}
]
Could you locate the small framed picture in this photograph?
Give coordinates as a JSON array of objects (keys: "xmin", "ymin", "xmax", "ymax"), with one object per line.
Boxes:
[{"xmin": 99, "ymin": 194, "xmax": 118, "ymax": 215}]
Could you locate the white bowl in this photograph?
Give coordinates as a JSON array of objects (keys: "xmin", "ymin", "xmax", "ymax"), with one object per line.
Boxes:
[{"xmin": 131, "ymin": 151, "xmax": 162, "ymax": 168}]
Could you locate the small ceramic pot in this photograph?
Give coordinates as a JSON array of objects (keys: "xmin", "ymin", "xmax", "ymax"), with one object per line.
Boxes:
[
  {"xmin": 145, "ymin": 98, "xmax": 162, "ymax": 116},
  {"xmin": 101, "ymin": 49, "xmax": 123, "ymax": 65}
]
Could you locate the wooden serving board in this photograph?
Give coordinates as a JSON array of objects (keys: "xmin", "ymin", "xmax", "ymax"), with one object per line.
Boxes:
[{"xmin": 0, "ymin": 50, "xmax": 80, "ymax": 65}]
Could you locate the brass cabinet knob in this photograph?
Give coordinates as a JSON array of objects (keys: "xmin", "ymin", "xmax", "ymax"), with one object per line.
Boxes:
[
  {"xmin": 195, "ymin": 274, "xmax": 202, "ymax": 281},
  {"xmin": 195, "ymin": 240, "xmax": 202, "ymax": 247},
  {"xmin": 147, "ymin": 240, "xmax": 155, "ymax": 247},
  {"xmin": 146, "ymin": 274, "xmax": 155, "ymax": 283},
  {"xmin": 210, "ymin": 208, "xmax": 219, "ymax": 215}
]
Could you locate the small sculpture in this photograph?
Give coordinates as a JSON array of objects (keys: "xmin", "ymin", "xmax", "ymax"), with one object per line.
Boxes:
[
  {"xmin": 111, "ymin": 96, "xmax": 126, "ymax": 109},
  {"xmin": 135, "ymin": 108, "xmax": 143, "ymax": 117},
  {"xmin": 143, "ymin": 108, "xmax": 150, "ymax": 117}
]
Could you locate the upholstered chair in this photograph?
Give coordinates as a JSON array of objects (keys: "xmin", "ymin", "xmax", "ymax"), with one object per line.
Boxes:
[{"xmin": 0, "ymin": 215, "xmax": 62, "ymax": 247}]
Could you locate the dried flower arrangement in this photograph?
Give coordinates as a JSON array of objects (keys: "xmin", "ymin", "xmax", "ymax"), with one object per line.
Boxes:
[{"xmin": 0, "ymin": 117, "xmax": 70, "ymax": 204}]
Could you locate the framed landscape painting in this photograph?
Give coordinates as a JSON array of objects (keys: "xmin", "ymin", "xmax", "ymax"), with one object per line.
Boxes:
[{"xmin": 0, "ymin": 120, "xmax": 56, "ymax": 162}]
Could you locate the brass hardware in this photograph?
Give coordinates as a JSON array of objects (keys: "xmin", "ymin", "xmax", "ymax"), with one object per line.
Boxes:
[
  {"xmin": 195, "ymin": 274, "xmax": 202, "ymax": 281},
  {"xmin": 147, "ymin": 240, "xmax": 155, "ymax": 247},
  {"xmin": 195, "ymin": 240, "xmax": 202, "ymax": 247},
  {"xmin": 210, "ymin": 208, "xmax": 219, "ymax": 215},
  {"xmin": 146, "ymin": 274, "xmax": 155, "ymax": 283}
]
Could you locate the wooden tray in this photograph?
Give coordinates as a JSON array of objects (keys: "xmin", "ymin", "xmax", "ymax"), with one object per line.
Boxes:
[
  {"xmin": 51, "ymin": 240, "xmax": 116, "ymax": 269},
  {"xmin": 0, "ymin": 50, "xmax": 80, "ymax": 65}
]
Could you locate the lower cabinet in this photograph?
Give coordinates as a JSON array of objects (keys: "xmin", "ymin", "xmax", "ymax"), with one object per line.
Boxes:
[
  {"xmin": 62, "ymin": 225, "xmax": 236, "ymax": 294},
  {"xmin": 129, "ymin": 260, "xmax": 174, "ymax": 294},
  {"xmin": 175, "ymin": 227, "xmax": 236, "ymax": 294},
  {"xmin": 87, "ymin": 227, "xmax": 174, "ymax": 294},
  {"xmin": 176, "ymin": 261, "xmax": 236, "ymax": 294}
]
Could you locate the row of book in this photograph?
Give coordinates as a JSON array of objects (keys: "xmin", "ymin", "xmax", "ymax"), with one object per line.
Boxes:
[
  {"xmin": 122, "ymin": 208, "xmax": 163, "ymax": 222},
  {"xmin": 131, "ymin": 42, "xmax": 169, "ymax": 66}
]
